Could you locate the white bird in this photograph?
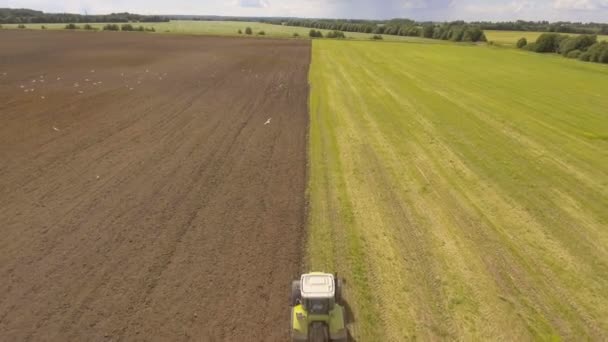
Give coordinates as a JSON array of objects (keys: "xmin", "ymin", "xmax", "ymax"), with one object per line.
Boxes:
[
  {"xmin": 52, "ymin": 126, "xmax": 60, "ymax": 132},
  {"xmin": 264, "ymin": 118, "xmax": 272, "ymax": 125}
]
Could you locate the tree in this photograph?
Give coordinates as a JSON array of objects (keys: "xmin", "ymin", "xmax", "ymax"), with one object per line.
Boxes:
[
  {"xmin": 558, "ymin": 34, "xmax": 597, "ymax": 56},
  {"xmin": 534, "ymin": 33, "xmax": 567, "ymax": 53},
  {"xmin": 516, "ymin": 37, "xmax": 528, "ymax": 48},
  {"xmin": 245, "ymin": 27, "xmax": 252, "ymax": 35},
  {"xmin": 421, "ymin": 25, "xmax": 434, "ymax": 38}
]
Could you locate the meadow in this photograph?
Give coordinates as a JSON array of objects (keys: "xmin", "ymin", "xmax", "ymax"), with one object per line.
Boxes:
[
  {"xmin": 486, "ymin": 29, "xmax": 608, "ymax": 45},
  {"xmin": 0, "ymin": 20, "xmax": 428, "ymax": 42},
  {"xmin": 307, "ymin": 39, "xmax": 608, "ymax": 340}
]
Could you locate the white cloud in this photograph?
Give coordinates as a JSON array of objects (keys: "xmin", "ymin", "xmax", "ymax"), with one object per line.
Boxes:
[
  {"xmin": 553, "ymin": 0, "xmax": 608, "ymax": 10},
  {"xmin": 238, "ymin": 0, "xmax": 270, "ymax": 8}
]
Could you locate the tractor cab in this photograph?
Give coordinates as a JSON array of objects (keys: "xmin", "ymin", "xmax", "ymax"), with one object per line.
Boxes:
[
  {"xmin": 301, "ymin": 273, "xmax": 335, "ymax": 314},
  {"xmin": 290, "ymin": 272, "xmax": 347, "ymax": 342}
]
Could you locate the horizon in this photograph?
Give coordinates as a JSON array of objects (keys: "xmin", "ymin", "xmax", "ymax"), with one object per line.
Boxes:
[{"xmin": 1, "ymin": 1, "xmax": 608, "ymax": 23}]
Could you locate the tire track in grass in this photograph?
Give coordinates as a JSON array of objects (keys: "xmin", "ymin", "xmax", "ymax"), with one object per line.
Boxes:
[{"xmin": 308, "ymin": 39, "xmax": 608, "ymax": 340}]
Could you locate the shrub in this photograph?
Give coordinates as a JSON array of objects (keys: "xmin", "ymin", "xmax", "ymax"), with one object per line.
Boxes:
[
  {"xmin": 371, "ymin": 34, "xmax": 383, "ymax": 40},
  {"xmin": 566, "ymin": 49, "xmax": 582, "ymax": 59},
  {"xmin": 18, "ymin": 24, "xmax": 26, "ymax": 29},
  {"xmin": 579, "ymin": 51, "xmax": 591, "ymax": 61},
  {"xmin": 83, "ymin": 24, "xmax": 95, "ymax": 30},
  {"xmin": 309, "ymin": 29, "xmax": 323, "ymax": 38},
  {"xmin": 524, "ymin": 42, "xmax": 537, "ymax": 51},
  {"xmin": 326, "ymin": 30, "xmax": 345, "ymax": 39},
  {"xmin": 293, "ymin": 32, "xmax": 299, "ymax": 37},
  {"xmin": 534, "ymin": 33, "xmax": 567, "ymax": 53},
  {"xmin": 121, "ymin": 24, "xmax": 134, "ymax": 31},
  {"xmin": 65, "ymin": 23, "xmax": 79, "ymax": 30},
  {"xmin": 145, "ymin": 27, "xmax": 156, "ymax": 32},
  {"xmin": 136, "ymin": 26, "xmax": 145, "ymax": 32},
  {"xmin": 516, "ymin": 37, "xmax": 527, "ymax": 49},
  {"xmin": 559, "ymin": 34, "xmax": 597, "ymax": 56},
  {"xmin": 257, "ymin": 30, "xmax": 265, "ymax": 35},
  {"xmin": 245, "ymin": 27, "xmax": 252, "ymax": 35},
  {"xmin": 103, "ymin": 24, "xmax": 119, "ymax": 31},
  {"xmin": 41, "ymin": 25, "xmax": 46, "ymax": 30},
  {"xmin": 580, "ymin": 42, "xmax": 608, "ymax": 63},
  {"xmin": 238, "ymin": 29, "xmax": 242, "ymax": 34}
]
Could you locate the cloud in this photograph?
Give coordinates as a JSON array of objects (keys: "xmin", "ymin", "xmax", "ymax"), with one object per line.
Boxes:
[
  {"xmin": 238, "ymin": 0, "xmax": 270, "ymax": 8},
  {"xmin": 553, "ymin": 0, "xmax": 608, "ymax": 10},
  {"xmin": 1, "ymin": 0, "xmax": 608, "ymax": 21}
]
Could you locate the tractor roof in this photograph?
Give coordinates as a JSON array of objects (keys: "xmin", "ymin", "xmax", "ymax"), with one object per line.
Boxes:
[{"xmin": 300, "ymin": 273, "xmax": 335, "ymax": 299}]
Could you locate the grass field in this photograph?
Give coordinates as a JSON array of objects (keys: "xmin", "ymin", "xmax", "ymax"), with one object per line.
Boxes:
[
  {"xmin": 308, "ymin": 40, "xmax": 608, "ymax": 340},
  {"xmin": 486, "ymin": 30, "xmax": 608, "ymax": 46},
  {"xmin": 0, "ymin": 20, "xmax": 429, "ymax": 42}
]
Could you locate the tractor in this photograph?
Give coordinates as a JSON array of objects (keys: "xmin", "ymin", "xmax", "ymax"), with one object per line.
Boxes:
[{"xmin": 290, "ymin": 272, "xmax": 347, "ymax": 342}]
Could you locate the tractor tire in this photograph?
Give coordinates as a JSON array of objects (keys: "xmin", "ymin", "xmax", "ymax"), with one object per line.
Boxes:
[
  {"xmin": 309, "ymin": 322, "xmax": 329, "ymax": 342},
  {"xmin": 291, "ymin": 280, "xmax": 301, "ymax": 306},
  {"xmin": 335, "ymin": 278, "xmax": 343, "ymax": 304}
]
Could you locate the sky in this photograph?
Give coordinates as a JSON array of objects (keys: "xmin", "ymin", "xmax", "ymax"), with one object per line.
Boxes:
[{"xmin": 1, "ymin": 0, "xmax": 608, "ymax": 22}]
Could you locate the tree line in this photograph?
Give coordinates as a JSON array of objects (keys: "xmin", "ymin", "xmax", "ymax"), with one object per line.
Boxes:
[
  {"xmin": 263, "ymin": 19, "xmax": 487, "ymax": 42},
  {"xmin": 518, "ymin": 33, "xmax": 608, "ymax": 64},
  {"xmin": 472, "ymin": 20, "xmax": 608, "ymax": 35},
  {"xmin": 0, "ymin": 8, "xmax": 168, "ymax": 24}
]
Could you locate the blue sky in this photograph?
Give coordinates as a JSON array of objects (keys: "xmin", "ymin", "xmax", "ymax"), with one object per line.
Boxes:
[{"xmin": 2, "ymin": 0, "xmax": 608, "ymax": 21}]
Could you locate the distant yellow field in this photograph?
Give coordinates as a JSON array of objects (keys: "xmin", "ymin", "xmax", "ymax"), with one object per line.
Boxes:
[{"xmin": 486, "ymin": 30, "xmax": 608, "ymax": 46}]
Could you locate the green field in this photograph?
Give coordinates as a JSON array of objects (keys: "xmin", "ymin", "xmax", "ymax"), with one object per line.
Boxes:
[
  {"xmin": 308, "ymin": 40, "xmax": 608, "ymax": 340},
  {"xmin": 486, "ymin": 29, "xmax": 608, "ymax": 46},
  {"xmin": 0, "ymin": 20, "xmax": 428, "ymax": 42}
]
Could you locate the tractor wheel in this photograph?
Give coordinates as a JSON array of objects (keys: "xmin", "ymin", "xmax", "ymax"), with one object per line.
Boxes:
[
  {"xmin": 291, "ymin": 280, "xmax": 301, "ymax": 306},
  {"xmin": 309, "ymin": 322, "xmax": 329, "ymax": 342},
  {"xmin": 335, "ymin": 278, "xmax": 343, "ymax": 304}
]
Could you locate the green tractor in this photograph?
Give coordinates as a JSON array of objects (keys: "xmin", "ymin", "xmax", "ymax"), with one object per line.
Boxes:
[{"xmin": 290, "ymin": 272, "xmax": 347, "ymax": 342}]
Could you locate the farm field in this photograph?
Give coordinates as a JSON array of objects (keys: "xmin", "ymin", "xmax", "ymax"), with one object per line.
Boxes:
[
  {"xmin": 485, "ymin": 29, "xmax": 608, "ymax": 45},
  {"xmin": 0, "ymin": 30, "xmax": 310, "ymax": 340},
  {"xmin": 308, "ymin": 39, "xmax": 608, "ymax": 340},
  {"xmin": 1, "ymin": 20, "xmax": 435, "ymax": 42}
]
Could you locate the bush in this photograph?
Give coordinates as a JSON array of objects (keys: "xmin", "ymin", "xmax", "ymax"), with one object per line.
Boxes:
[
  {"xmin": 136, "ymin": 26, "xmax": 145, "ymax": 32},
  {"xmin": 245, "ymin": 27, "xmax": 252, "ymax": 35},
  {"xmin": 371, "ymin": 34, "xmax": 383, "ymax": 40},
  {"xmin": 83, "ymin": 24, "xmax": 95, "ymax": 30},
  {"xmin": 257, "ymin": 31, "xmax": 265, "ymax": 35},
  {"xmin": 309, "ymin": 29, "xmax": 323, "ymax": 38},
  {"xmin": 579, "ymin": 51, "xmax": 591, "ymax": 61},
  {"xmin": 534, "ymin": 33, "xmax": 567, "ymax": 53},
  {"xmin": 293, "ymin": 32, "xmax": 299, "ymax": 37},
  {"xmin": 41, "ymin": 25, "xmax": 46, "ymax": 30},
  {"xmin": 524, "ymin": 42, "xmax": 537, "ymax": 51},
  {"xmin": 566, "ymin": 50, "xmax": 582, "ymax": 59},
  {"xmin": 18, "ymin": 24, "xmax": 26, "ymax": 29},
  {"xmin": 103, "ymin": 24, "xmax": 119, "ymax": 31},
  {"xmin": 579, "ymin": 42, "xmax": 608, "ymax": 63},
  {"xmin": 516, "ymin": 37, "xmax": 527, "ymax": 49},
  {"xmin": 238, "ymin": 29, "xmax": 242, "ymax": 34},
  {"xmin": 65, "ymin": 23, "xmax": 79, "ymax": 30},
  {"xmin": 326, "ymin": 30, "xmax": 346, "ymax": 39},
  {"xmin": 121, "ymin": 24, "xmax": 134, "ymax": 31},
  {"xmin": 559, "ymin": 34, "xmax": 597, "ymax": 56},
  {"xmin": 145, "ymin": 27, "xmax": 156, "ymax": 32}
]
